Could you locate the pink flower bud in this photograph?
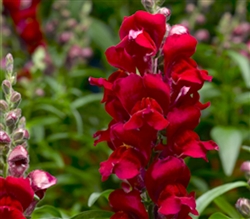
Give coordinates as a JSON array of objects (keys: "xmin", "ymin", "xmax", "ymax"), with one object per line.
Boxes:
[
  {"xmin": 0, "ymin": 100, "xmax": 8, "ymax": 112},
  {"xmin": 2, "ymin": 80, "xmax": 11, "ymax": 95},
  {"xmin": 5, "ymin": 53, "xmax": 14, "ymax": 74},
  {"xmin": 13, "ymin": 128, "xmax": 30, "ymax": 145},
  {"xmin": 18, "ymin": 117, "xmax": 26, "ymax": 129},
  {"xmin": 8, "ymin": 145, "xmax": 29, "ymax": 177},
  {"xmin": 59, "ymin": 31, "xmax": 72, "ymax": 44},
  {"xmin": 0, "ymin": 131, "xmax": 11, "ymax": 148},
  {"xmin": 66, "ymin": 18, "xmax": 77, "ymax": 28},
  {"xmin": 194, "ymin": 29, "xmax": 210, "ymax": 42},
  {"xmin": 186, "ymin": 3, "xmax": 195, "ymax": 13},
  {"xmin": 10, "ymin": 91, "xmax": 21, "ymax": 105},
  {"xmin": 236, "ymin": 198, "xmax": 250, "ymax": 217},
  {"xmin": 240, "ymin": 161, "xmax": 250, "ymax": 180},
  {"xmin": 195, "ymin": 14, "xmax": 206, "ymax": 25},
  {"xmin": 157, "ymin": 7, "xmax": 171, "ymax": 20},
  {"xmin": 5, "ymin": 109, "xmax": 21, "ymax": 127},
  {"xmin": 169, "ymin": 24, "xmax": 189, "ymax": 36}
]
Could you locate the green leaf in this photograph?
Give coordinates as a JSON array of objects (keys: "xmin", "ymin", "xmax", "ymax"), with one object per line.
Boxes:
[
  {"xmin": 88, "ymin": 189, "xmax": 114, "ymax": 207},
  {"xmin": 32, "ymin": 205, "xmax": 63, "ymax": 219},
  {"xmin": 88, "ymin": 17, "xmax": 116, "ymax": 52},
  {"xmin": 34, "ymin": 104, "xmax": 66, "ymax": 118},
  {"xmin": 192, "ymin": 181, "xmax": 248, "ymax": 219},
  {"xmin": 190, "ymin": 176, "xmax": 209, "ymax": 193},
  {"xmin": 70, "ymin": 210, "xmax": 113, "ymax": 219},
  {"xmin": 27, "ymin": 116, "xmax": 60, "ymax": 128},
  {"xmin": 211, "ymin": 126, "xmax": 243, "ymax": 176},
  {"xmin": 213, "ymin": 196, "xmax": 242, "ymax": 218},
  {"xmin": 227, "ymin": 50, "xmax": 250, "ymax": 88},
  {"xmin": 72, "ymin": 109, "xmax": 83, "ymax": 135},
  {"xmin": 71, "ymin": 93, "xmax": 103, "ymax": 109},
  {"xmin": 235, "ymin": 92, "xmax": 250, "ymax": 104},
  {"xmin": 208, "ymin": 212, "xmax": 231, "ymax": 219},
  {"xmin": 242, "ymin": 145, "xmax": 250, "ymax": 153}
]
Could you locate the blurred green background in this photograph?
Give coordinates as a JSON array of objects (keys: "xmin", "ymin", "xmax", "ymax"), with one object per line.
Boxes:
[{"xmin": 1, "ymin": 0, "xmax": 250, "ymax": 218}]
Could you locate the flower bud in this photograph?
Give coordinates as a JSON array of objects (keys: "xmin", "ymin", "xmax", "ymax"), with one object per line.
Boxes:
[
  {"xmin": 2, "ymin": 80, "xmax": 12, "ymax": 95},
  {"xmin": 5, "ymin": 109, "xmax": 21, "ymax": 127},
  {"xmin": 194, "ymin": 29, "xmax": 210, "ymax": 42},
  {"xmin": 236, "ymin": 198, "xmax": 250, "ymax": 217},
  {"xmin": 12, "ymin": 128, "xmax": 30, "ymax": 144},
  {"xmin": 5, "ymin": 53, "xmax": 14, "ymax": 75},
  {"xmin": 8, "ymin": 145, "xmax": 29, "ymax": 177},
  {"xmin": 59, "ymin": 31, "xmax": 72, "ymax": 44},
  {"xmin": 18, "ymin": 117, "xmax": 26, "ymax": 129},
  {"xmin": 0, "ymin": 131, "xmax": 11, "ymax": 149},
  {"xmin": 0, "ymin": 100, "xmax": 8, "ymax": 112},
  {"xmin": 169, "ymin": 24, "xmax": 189, "ymax": 36},
  {"xmin": 10, "ymin": 91, "xmax": 21, "ymax": 107},
  {"xmin": 141, "ymin": 0, "xmax": 154, "ymax": 11},
  {"xmin": 240, "ymin": 161, "xmax": 250, "ymax": 180},
  {"xmin": 157, "ymin": 7, "xmax": 171, "ymax": 20}
]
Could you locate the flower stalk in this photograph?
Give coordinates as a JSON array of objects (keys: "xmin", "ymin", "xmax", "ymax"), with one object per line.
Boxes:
[
  {"xmin": 90, "ymin": 1, "xmax": 218, "ymax": 218},
  {"xmin": 0, "ymin": 54, "xmax": 57, "ymax": 218}
]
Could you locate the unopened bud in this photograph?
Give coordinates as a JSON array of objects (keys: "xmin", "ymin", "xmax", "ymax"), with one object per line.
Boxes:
[
  {"xmin": 236, "ymin": 198, "xmax": 250, "ymax": 217},
  {"xmin": 157, "ymin": 7, "xmax": 171, "ymax": 20},
  {"xmin": 240, "ymin": 161, "xmax": 250, "ymax": 180},
  {"xmin": 8, "ymin": 145, "xmax": 29, "ymax": 177},
  {"xmin": 0, "ymin": 100, "xmax": 8, "ymax": 112},
  {"xmin": 13, "ymin": 128, "xmax": 30, "ymax": 144},
  {"xmin": 10, "ymin": 91, "xmax": 21, "ymax": 107},
  {"xmin": 194, "ymin": 29, "xmax": 210, "ymax": 42},
  {"xmin": 59, "ymin": 31, "xmax": 72, "ymax": 44},
  {"xmin": 5, "ymin": 109, "xmax": 21, "ymax": 127},
  {"xmin": 5, "ymin": 53, "xmax": 14, "ymax": 75},
  {"xmin": 141, "ymin": 0, "xmax": 154, "ymax": 11},
  {"xmin": 169, "ymin": 24, "xmax": 189, "ymax": 36},
  {"xmin": 2, "ymin": 80, "xmax": 12, "ymax": 95},
  {"xmin": 0, "ymin": 131, "xmax": 11, "ymax": 149},
  {"xmin": 18, "ymin": 117, "xmax": 26, "ymax": 129}
]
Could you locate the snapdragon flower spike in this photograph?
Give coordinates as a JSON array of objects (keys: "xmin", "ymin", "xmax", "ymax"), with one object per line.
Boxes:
[
  {"xmin": 90, "ymin": 5, "xmax": 218, "ymax": 218},
  {"xmin": 0, "ymin": 176, "xmax": 34, "ymax": 219}
]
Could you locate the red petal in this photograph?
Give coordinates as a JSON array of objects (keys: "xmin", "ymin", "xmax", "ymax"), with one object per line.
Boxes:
[{"xmin": 109, "ymin": 189, "xmax": 149, "ymax": 219}]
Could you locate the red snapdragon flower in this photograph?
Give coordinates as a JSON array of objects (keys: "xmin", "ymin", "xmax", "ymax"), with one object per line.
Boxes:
[
  {"xmin": 109, "ymin": 189, "xmax": 149, "ymax": 219},
  {"xmin": 3, "ymin": 0, "xmax": 46, "ymax": 54},
  {"xmin": 106, "ymin": 11, "xmax": 166, "ymax": 74},
  {"xmin": 0, "ymin": 176, "xmax": 34, "ymax": 219},
  {"xmin": 145, "ymin": 156, "xmax": 198, "ymax": 218}
]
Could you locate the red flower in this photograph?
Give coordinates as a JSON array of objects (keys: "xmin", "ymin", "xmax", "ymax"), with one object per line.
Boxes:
[
  {"xmin": 100, "ymin": 146, "xmax": 144, "ymax": 181},
  {"xmin": 3, "ymin": 0, "xmax": 46, "ymax": 54},
  {"xmin": 106, "ymin": 11, "xmax": 166, "ymax": 74},
  {"xmin": 109, "ymin": 189, "xmax": 149, "ymax": 219},
  {"xmin": 0, "ymin": 176, "xmax": 34, "ymax": 219},
  {"xmin": 145, "ymin": 156, "xmax": 198, "ymax": 218}
]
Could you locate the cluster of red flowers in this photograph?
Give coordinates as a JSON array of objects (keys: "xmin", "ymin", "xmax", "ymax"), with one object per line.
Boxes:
[
  {"xmin": 90, "ymin": 10, "xmax": 218, "ymax": 219},
  {"xmin": 3, "ymin": 0, "xmax": 46, "ymax": 54}
]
